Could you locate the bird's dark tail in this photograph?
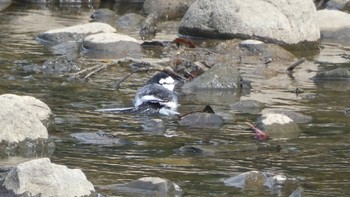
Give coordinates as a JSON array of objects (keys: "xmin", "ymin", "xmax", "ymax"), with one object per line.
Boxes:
[{"xmin": 95, "ymin": 107, "xmax": 136, "ymax": 113}]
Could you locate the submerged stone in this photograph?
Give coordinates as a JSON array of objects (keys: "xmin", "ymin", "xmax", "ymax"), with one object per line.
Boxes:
[
  {"xmin": 255, "ymin": 113, "xmax": 301, "ymax": 139},
  {"xmin": 99, "ymin": 177, "xmax": 182, "ymax": 197},
  {"xmin": 71, "ymin": 131, "xmax": 129, "ymax": 146},
  {"xmin": 179, "ymin": 112, "xmax": 224, "ymax": 128},
  {"xmin": 313, "ymin": 68, "xmax": 350, "ymax": 80}
]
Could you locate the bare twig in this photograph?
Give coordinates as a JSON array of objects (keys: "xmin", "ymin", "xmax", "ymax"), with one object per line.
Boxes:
[
  {"xmin": 245, "ymin": 122, "xmax": 269, "ymax": 141},
  {"xmin": 287, "ymin": 57, "xmax": 306, "ymax": 72},
  {"xmin": 70, "ymin": 57, "xmax": 172, "ymax": 80}
]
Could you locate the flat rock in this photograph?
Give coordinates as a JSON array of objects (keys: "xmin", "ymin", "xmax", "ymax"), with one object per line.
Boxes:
[
  {"xmin": 0, "ymin": 94, "xmax": 52, "ymax": 143},
  {"xmin": 1, "ymin": 158, "xmax": 95, "ymax": 197},
  {"xmin": 82, "ymin": 32, "xmax": 142, "ymax": 58},
  {"xmin": 71, "ymin": 131, "xmax": 129, "ymax": 146},
  {"xmin": 179, "ymin": 0, "xmax": 320, "ymax": 48},
  {"xmin": 100, "ymin": 177, "xmax": 182, "ymax": 196},
  {"xmin": 37, "ymin": 22, "xmax": 116, "ymax": 44}
]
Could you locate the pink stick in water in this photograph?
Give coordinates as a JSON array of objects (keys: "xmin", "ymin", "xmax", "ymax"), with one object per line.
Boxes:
[{"xmin": 245, "ymin": 122, "xmax": 269, "ymax": 141}]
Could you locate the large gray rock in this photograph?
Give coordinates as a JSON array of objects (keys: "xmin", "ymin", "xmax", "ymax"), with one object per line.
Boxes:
[
  {"xmin": 2, "ymin": 158, "xmax": 95, "ymax": 197},
  {"xmin": 0, "ymin": 94, "xmax": 52, "ymax": 143},
  {"xmin": 179, "ymin": 0, "xmax": 320, "ymax": 47},
  {"xmin": 37, "ymin": 22, "xmax": 116, "ymax": 44},
  {"xmin": 316, "ymin": 10, "xmax": 350, "ymax": 42}
]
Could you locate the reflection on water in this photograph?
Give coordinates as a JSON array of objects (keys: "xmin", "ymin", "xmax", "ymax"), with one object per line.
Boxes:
[{"xmin": 1, "ymin": 2, "xmax": 350, "ymax": 196}]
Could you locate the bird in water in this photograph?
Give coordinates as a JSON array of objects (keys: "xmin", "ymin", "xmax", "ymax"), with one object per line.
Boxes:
[{"xmin": 96, "ymin": 71, "xmax": 182, "ymax": 116}]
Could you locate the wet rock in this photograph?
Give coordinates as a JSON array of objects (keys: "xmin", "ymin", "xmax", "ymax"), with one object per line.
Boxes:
[
  {"xmin": 0, "ymin": 94, "xmax": 54, "ymax": 157},
  {"xmin": 316, "ymin": 10, "xmax": 350, "ymax": 42},
  {"xmin": 182, "ymin": 63, "xmax": 241, "ymax": 90},
  {"xmin": 0, "ymin": 0, "xmax": 11, "ymax": 11},
  {"xmin": 141, "ymin": 118, "xmax": 165, "ymax": 133},
  {"xmin": 81, "ymin": 32, "xmax": 141, "ymax": 58},
  {"xmin": 223, "ymin": 171, "xmax": 266, "ymax": 190},
  {"xmin": 179, "ymin": 112, "xmax": 224, "ymax": 128},
  {"xmin": 1, "ymin": 158, "xmax": 95, "ymax": 197},
  {"xmin": 289, "ymin": 187, "xmax": 304, "ymax": 197},
  {"xmin": 140, "ymin": 0, "xmax": 195, "ymax": 39},
  {"xmin": 224, "ymin": 171, "xmax": 300, "ymax": 194},
  {"xmin": 100, "ymin": 177, "xmax": 182, "ymax": 197},
  {"xmin": 71, "ymin": 131, "xmax": 129, "ymax": 146},
  {"xmin": 143, "ymin": 0, "xmax": 195, "ymax": 20},
  {"xmin": 90, "ymin": 8, "xmax": 116, "ymax": 25},
  {"xmin": 116, "ymin": 13, "xmax": 145, "ymax": 32},
  {"xmin": 41, "ymin": 56, "xmax": 80, "ymax": 74},
  {"xmin": 255, "ymin": 113, "xmax": 301, "ymax": 139},
  {"xmin": 326, "ymin": 0, "xmax": 350, "ymax": 11},
  {"xmin": 266, "ymin": 109, "xmax": 312, "ymax": 124},
  {"xmin": 229, "ymin": 100, "xmax": 264, "ymax": 114},
  {"xmin": 37, "ymin": 22, "xmax": 116, "ymax": 44},
  {"xmin": 313, "ymin": 68, "xmax": 350, "ymax": 80},
  {"xmin": 139, "ymin": 12, "xmax": 158, "ymax": 40},
  {"xmin": 0, "ymin": 94, "xmax": 52, "ymax": 143},
  {"xmin": 179, "ymin": 0, "xmax": 320, "ymax": 48}
]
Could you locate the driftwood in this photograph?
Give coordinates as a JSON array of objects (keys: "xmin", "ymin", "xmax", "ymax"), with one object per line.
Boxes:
[
  {"xmin": 287, "ymin": 57, "xmax": 306, "ymax": 72},
  {"xmin": 70, "ymin": 57, "xmax": 185, "ymax": 89},
  {"xmin": 70, "ymin": 57, "xmax": 171, "ymax": 80}
]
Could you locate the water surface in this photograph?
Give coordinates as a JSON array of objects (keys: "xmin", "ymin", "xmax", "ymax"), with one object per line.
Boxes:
[{"xmin": 1, "ymin": 2, "xmax": 350, "ymax": 196}]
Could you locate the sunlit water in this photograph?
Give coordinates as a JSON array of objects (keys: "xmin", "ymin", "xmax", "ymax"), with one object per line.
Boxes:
[{"xmin": 1, "ymin": 2, "xmax": 350, "ymax": 196}]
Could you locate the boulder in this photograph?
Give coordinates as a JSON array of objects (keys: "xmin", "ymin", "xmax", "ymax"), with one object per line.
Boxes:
[
  {"xmin": 37, "ymin": 22, "xmax": 116, "ymax": 44},
  {"xmin": 0, "ymin": 94, "xmax": 52, "ymax": 143},
  {"xmin": 81, "ymin": 32, "xmax": 141, "ymax": 58},
  {"xmin": 316, "ymin": 10, "xmax": 350, "ymax": 43},
  {"xmin": 1, "ymin": 158, "xmax": 95, "ymax": 197},
  {"xmin": 179, "ymin": 0, "xmax": 320, "ymax": 48},
  {"xmin": 255, "ymin": 113, "xmax": 301, "ymax": 139}
]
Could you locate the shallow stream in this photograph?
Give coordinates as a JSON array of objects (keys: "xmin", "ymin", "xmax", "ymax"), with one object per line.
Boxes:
[{"xmin": 1, "ymin": 2, "xmax": 350, "ymax": 196}]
